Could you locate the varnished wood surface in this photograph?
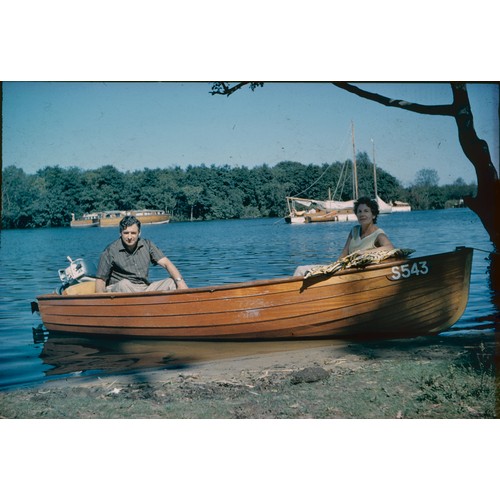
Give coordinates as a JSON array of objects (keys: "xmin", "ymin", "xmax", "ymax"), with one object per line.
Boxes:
[
  {"xmin": 37, "ymin": 247, "xmax": 473, "ymax": 339},
  {"xmin": 98, "ymin": 213, "xmax": 170, "ymax": 227}
]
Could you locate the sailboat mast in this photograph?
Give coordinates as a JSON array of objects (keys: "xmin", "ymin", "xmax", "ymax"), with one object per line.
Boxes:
[
  {"xmin": 351, "ymin": 121, "xmax": 359, "ymax": 200},
  {"xmin": 372, "ymin": 138, "xmax": 378, "ymax": 198}
]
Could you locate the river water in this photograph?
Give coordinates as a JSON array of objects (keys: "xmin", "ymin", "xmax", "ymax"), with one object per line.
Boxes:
[{"xmin": 0, "ymin": 209, "xmax": 496, "ymax": 390}]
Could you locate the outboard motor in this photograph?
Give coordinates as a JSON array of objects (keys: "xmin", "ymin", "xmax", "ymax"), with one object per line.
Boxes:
[{"xmin": 57, "ymin": 256, "xmax": 97, "ymax": 294}]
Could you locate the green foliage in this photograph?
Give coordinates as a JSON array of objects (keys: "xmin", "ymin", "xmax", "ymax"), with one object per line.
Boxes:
[
  {"xmin": 414, "ymin": 168, "xmax": 440, "ymax": 187},
  {"xmin": 1, "ymin": 156, "xmax": 478, "ymax": 228},
  {"xmin": 416, "ymin": 343, "xmax": 495, "ymax": 417},
  {"xmin": 406, "ymin": 169, "xmax": 476, "ymax": 210}
]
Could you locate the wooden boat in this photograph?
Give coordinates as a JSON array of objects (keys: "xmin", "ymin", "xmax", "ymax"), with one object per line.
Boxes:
[
  {"xmin": 285, "ymin": 197, "xmax": 357, "ymax": 224},
  {"xmin": 97, "ymin": 210, "xmax": 127, "ymax": 227},
  {"xmin": 130, "ymin": 209, "xmax": 170, "ymax": 225},
  {"xmin": 391, "ymin": 201, "xmax": 412, "ymax": 212},
  {"xmin": 34, "ymin": 247, "xmax": 473, "ymax": 340},
  {"xmin": 98, "ymin": 209, "xmax": 170, "ymax": 227},
  {"xmin": 304, "ymin": 208, "xmax": 357, "ymax": 223},
  {"xmin": 70, "ymin": 212, "xmax": 100, "ymax": 228},
  {"xmin": 302, "ymin": 196, "xmax": 392, "ymax": 223}
]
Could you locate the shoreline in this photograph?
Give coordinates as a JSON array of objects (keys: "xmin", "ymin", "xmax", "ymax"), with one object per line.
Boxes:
[{"xmin": 1, "ymin": 333, "xmax": 496, "ymax": 419}]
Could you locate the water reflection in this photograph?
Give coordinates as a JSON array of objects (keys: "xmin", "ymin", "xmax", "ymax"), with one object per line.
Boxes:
[
  {"xmin": 39, "ymin": 333, "xmax": 342, "ymax": 379},
  {"xmin": 41, "ymin": 334, "xmax": 190, "ymax": 376}
]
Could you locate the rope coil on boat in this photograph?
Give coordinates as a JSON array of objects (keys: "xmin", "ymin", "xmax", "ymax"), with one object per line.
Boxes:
[{"xmin": 304, "ymin": 248, "xmax": 416, "ymax": 279}]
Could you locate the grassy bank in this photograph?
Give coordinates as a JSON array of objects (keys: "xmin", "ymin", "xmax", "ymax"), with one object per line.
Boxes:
[{"xmin": 0, "ymin": 334, "xmax": 496, "ymax": 419}]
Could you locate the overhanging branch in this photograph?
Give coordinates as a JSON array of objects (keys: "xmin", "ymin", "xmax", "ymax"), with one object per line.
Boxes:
[
  {"xmin": 211, "ymin": 82, "xmax": 250, "ymax": 96},
  {"xmin": 210, "ymin": 82, "xmax": 263, "ymax": 96},
  {"xmin": 332, "ymin": 82, "xmax": 456, "ymax": 116}
]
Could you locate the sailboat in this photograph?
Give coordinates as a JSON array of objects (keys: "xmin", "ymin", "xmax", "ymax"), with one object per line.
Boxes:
[
  {"xmin": 285, "ymin": 123, "xmax": 358, "ymax": 224},
  {"xmin": 371, "ymin": 139, "xmax": 411, "ymax": 213},
  {"xmin": 371, "ymin": 139, "xmax": 392, "ymax": 215},
  {"xmin": 285, "ymin": 194, "xmax": 357, "ymax": 224},
  {"xmin": 305, "ymin": 124, "xmax": 359, "ymax": 223},
  {"xmin": 286, "ymin": 123, "xmax": 392, "ymax": 224}
]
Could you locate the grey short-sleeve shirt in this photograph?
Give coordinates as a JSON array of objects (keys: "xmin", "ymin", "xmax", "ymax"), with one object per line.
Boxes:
[{"xmin": 96, "ymin": 238, "xmax": 166, "ymax": 285}]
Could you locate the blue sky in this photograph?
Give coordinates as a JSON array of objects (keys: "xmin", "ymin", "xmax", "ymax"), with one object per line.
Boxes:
[{"xmin": 2, "ymin": 81, "xmax": 498, "ymax": 187}]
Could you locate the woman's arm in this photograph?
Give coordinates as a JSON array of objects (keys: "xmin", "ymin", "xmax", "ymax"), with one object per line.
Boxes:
[
  {"xmin": 338, "ymin": 233, "xmax": 353, "ymax": 259},
  {"xmin": 374, "ymin": 233, "xmax": 395, "ymax": 251}
]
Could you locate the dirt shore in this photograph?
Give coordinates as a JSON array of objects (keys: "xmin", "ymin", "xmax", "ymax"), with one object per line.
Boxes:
[{"xmin": 0, "ymin": 334, "xmax": 496, "ymax": 419}]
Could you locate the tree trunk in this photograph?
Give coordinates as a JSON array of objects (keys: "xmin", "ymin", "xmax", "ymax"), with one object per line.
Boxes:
[{"xmin": 450, "ymin": 85, "xmax": 500, "ymax": 250}]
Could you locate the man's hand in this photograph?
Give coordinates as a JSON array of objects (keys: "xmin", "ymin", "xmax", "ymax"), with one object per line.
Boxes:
[{"xmin": 95, "ymin": 278, "xmax": 106, "ymax": 293}]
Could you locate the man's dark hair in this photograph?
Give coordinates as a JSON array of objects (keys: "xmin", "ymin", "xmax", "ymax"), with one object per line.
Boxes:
[
  {"xmin": 354, "ymin": 196, "xmax": 380, "ymax": 223},
  {"xmin": 119, "ymin": 215, "xmax": 141, "ymax": 232}
]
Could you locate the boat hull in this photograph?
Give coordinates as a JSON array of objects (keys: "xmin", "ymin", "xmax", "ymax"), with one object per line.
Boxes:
[
  {"xmin": 70, "ymin": 220, "xmax": 99, "ymax": 228},
  {"xmin": 285, "ymin": 215, "xmax": 305, "ymax": 224},
  {"xmin": 98, "ymin": 213, "xmax": 126, "ymax": 227},
  {"xmin": 36, "ymin": 248, "xmax": 472, "ymax": 340},
  {"xmin": 135, "ymin": 215, "xmax": 170, "ymax": 225},
  {"xmin": 99, "ymin": 212, "xmax": 170, "ymax": 226},
  {"xmin": 305, "ymin": 210, "xmax": 357, "ymax": 223}
]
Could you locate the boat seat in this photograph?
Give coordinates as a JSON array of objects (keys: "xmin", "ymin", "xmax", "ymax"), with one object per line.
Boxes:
[{"xmin": 62, "ymin": 281, "xmax": 96, "ymax": 295}]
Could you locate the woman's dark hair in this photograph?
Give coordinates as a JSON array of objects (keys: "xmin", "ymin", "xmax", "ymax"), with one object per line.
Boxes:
[
  {"xmin": 354, "ymin": 196, "xmax": 380, "ymax": 223},
  {"xmin": 120, "ymin": 215, "xmax": 141, "ymax": 232}
]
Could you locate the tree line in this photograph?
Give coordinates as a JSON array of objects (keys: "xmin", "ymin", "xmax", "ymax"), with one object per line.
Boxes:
[{"xmin": 1, "ymin": 155, "xmax": 477, "ymax": 229}]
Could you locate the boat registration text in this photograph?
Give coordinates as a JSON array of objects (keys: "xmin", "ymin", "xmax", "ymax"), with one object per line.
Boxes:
[{"xmin": 389, "ymin": 261, "xmax": 429, "ymax": 281}]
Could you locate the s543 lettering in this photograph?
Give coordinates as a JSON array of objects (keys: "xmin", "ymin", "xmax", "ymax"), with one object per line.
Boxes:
[{"xmin": 389, "ymin": 261, "xmax": 429, "ymax": 280}]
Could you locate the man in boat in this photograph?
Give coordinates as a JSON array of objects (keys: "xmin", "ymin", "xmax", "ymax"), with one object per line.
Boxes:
[
  {"xmin": 95, "ymin": 215, "xmax": 188, "ymax": 293},
  {"xmin": 293, "ymin": 196, "xmax": 395, "ymax": 276}
]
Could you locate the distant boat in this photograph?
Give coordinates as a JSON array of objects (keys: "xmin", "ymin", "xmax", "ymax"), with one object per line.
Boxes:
[
  {"xmin": 285, "ymin": 197, "xmax": 357, "ymax": 224},
  {"xmin": 130, "ymin": 209, "xmax": 171, "ymax": 225},
  {"xmin": 391, "ymin": 201, "xmax": 412, "ymax": 212},
  {"xmin": 285, "ymin": 123, "xmax": 392, "ymax": 224},
  {"xmin": 70, "ymin": 213, "xmax": 100, "ymax": 228},
  {"xmin": 98, "ymin": 210, "xmax": 171, "ymax": 227},
  {"xmin": 71, "ymin": 209, "xmax": 171, "ymax": 227},
  {"xmin": 376, "ymin": 195, "xmax": 393, "ymax": 214},
  {"xmin": 97, "ymin": 210, "xmax": 126, "ymax": 227}
]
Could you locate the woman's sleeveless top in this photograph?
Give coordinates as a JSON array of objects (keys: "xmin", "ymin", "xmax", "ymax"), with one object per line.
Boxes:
[{"xmin": 348, "ymin": 225, "xmax": 385, "ymax": 254}]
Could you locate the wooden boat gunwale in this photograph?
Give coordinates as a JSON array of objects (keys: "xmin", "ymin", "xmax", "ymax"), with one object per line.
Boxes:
[{"xmin": 37, "ymin": 254, "xmax": 421, "ymax": 302}]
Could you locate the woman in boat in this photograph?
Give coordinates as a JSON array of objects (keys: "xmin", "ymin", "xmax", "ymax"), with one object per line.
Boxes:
[
  {"xmin": 293, "ymin": 196, "xmax": 394, "ymax": 276},
  {"xmin": 338, "ymin": 196, "xmax": 394, "ymax": 259},
  {"xmin": 95, "ymin": 215, "xmax": 188, "ymax": 293}
]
